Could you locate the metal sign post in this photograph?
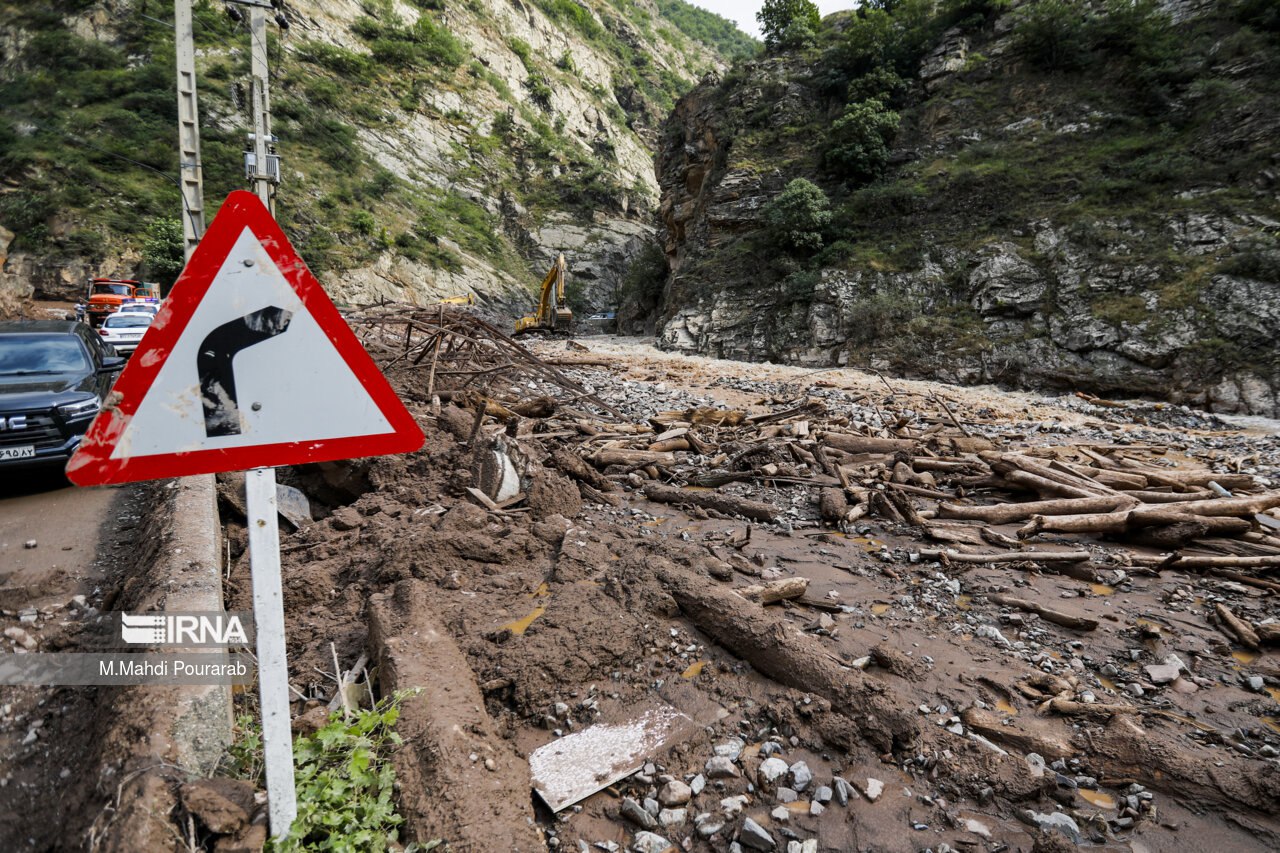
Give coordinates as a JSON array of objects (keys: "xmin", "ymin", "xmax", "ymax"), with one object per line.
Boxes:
[{"xmin": 245, "ymin": 467, "xmax": 296, "ymax": 834}]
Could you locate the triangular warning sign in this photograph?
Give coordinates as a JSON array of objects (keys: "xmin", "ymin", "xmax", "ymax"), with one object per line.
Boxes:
[{"xmin": 67, "ymin": 191, "xmax": 424, "ymax": 485}]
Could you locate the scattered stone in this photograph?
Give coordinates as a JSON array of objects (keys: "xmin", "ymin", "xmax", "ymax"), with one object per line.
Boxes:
[
  {"xmin": 643, "ymin": 798, "xmax": 660, "ymax": 817},
  {"xmin": 180, "ymin": 779, "xmax": 253, "ymax": 834},
  {"xmin": 1144, "ymin": 655, "xmax": 1185, "ymax": 685},
  {"xmin": 812, "ymin": 785, "xmax": 832, "ymax": 804},
  {"xmin": 1246, "ymin": 676, "xmax": 1265, "ymax": 693},
  {"xmin": 715, "ymin": 737, "xmax": 746, "ymax": 761},
  {"xmin": 658, "ymin": 780, "xmax": 692, "ymax": 807},
  {"xmin": 721, "ymin": 795, "xmax": 749, "ymax": 817},
  {"xmin": 776, "ymin": 786, "xmax": 798, "ymax": 803},
  {"xmin": 23, "ymin": 540, "xmax": 36, "ymax": 549},
  {"xmin": 788, "ymin": 761, "xmax": 812, "ymax": 792},
  {"xmin": 809, "ymin": 801, "xmax": 824, "ymax": 816},
  {"xmin": 964, "ymin": 818, "xmax": 991, "ymax": 838},
  {"xmin": 771, "ymin": 805, "xmax": 790, "ymax": 823},
  {"xmin": 759, "ymin": 741, "xmax": 783, "ymax": 757},
  {"xmin": 758, "ymin": 757, "xmax": 789, "ymax": 784},
  {"xmin": 1021, "ymin": 810, "xmax": 1081, "ymax": 843},
  {"xmin": 706, "ymin": 755, "xmax": 740, "ymax": 779},
  {"xmin": 658, "ymin": 808, "xmax": 687, "ymax": 828},
  {"xmin": 630, "ymin": 831, "xmax": 670, "ymax": 853},
  {"xmin": 621, "ymin": 798, "xmax": 656, "ymax": 830},
  {"xmin": 861, "ymin": 778, "xmax": 884, "ymax": 803},
  {"xmin": 694, "ymin": 812, "xmax": 724, "ymax": 838},
  {"xmin": 4, "ymin": 627, "xmax": 37, "ymax": 650},
  {"xmin": 832, "ymin": 777, "xmax": 854, "ymax": 806},
  {"xmin": 690, "ymin": 773, "xmax": 706, "ymax": 796},
  {"xmin": 740, "ymin": 817, "xmax": 776, "ymax": 850}
]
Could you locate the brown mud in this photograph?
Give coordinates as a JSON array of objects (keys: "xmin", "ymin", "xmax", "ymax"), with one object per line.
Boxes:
[{"xmin": 209, "ymin": 334, "xmax": 1280, "ymax": 853}]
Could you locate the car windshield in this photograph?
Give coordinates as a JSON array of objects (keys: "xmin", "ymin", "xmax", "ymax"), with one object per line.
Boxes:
[
  {"xmin": 92, "ymin": 283, "xmax": 133, "ymax": 296},
  {"xmin": 105, "ymin": 315, "xmax": 153, "ymax": 328},
  {"xmin": 0, "ymin": 334, "xmax": 90, "ymax": 376}
]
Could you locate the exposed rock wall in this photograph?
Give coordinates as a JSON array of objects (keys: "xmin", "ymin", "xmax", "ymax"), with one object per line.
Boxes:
[{"xmin": 652, "ymin": 4, "xmax": 1280, "ymax": 416}]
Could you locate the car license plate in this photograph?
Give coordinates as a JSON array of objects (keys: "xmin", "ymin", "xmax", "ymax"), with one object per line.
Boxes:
[{"xmin": 0, "ymin": 445, "xmax": 35, "ymax": 460}]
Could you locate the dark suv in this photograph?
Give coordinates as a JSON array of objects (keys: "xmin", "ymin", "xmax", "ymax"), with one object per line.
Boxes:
[{"xmin": 0, "ymin": 320, "xmax": 123, "ymax": 471}]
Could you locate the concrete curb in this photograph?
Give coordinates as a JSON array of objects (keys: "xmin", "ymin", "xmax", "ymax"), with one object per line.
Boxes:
[{"xmin": 99, "ymin": 474, "xmax": 232, "ymax": 851}]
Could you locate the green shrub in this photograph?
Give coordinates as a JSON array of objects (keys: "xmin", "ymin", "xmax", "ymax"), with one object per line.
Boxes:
[
  {"xmin": 349, "ymin": 209, "xmax": 377, "ymax": 235},
  {"xmin": 526, "ymin": 71, "xmax": 554, "ymax": 109},
  {"xmin": 295, "ymin": 42, "xmax": 373, "ymax": 79},
  {"xmin": 824, "ymin": 99, "xmax": 900, "ymax": 183},
  {"xmin": 763, "ymin": 178, "xmax": 832, "ymax": 253},
  {"xmin": 1012, "ymin": 0, "xmax": 1092, "ymax": 71},
  {"xmin": 142, "ymin": 219, "xmax": 185, "ymax": 289},
  {"xmin": 758, "ymin": 0, "xmax": 821, "ymax": 52}
]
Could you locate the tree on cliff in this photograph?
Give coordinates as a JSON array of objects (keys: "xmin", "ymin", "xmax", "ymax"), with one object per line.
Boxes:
[
  {"xmin": 764, "ymin": 178, "xmax": 831, "ymax": 253},
  {"xmin": 758, "ymin": 0, "xmax": 822, "ymax": 51}
]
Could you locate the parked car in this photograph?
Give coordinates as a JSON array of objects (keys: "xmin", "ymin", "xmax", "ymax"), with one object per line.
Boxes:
[
  {"xmin": 98, "ymin": 312, "xmax": 154, "ymax": 355},
  {"xmin": 0, "ymin": 320, "xmax": 123, "ymax": 470}
]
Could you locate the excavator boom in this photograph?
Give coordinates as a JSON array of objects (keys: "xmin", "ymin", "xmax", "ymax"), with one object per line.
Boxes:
[{"xmin": 515, "ymin": 253, "xmax": 571, "ymax": 334}]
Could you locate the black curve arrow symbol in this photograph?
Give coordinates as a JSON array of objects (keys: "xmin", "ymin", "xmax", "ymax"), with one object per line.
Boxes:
[{"xmin": 198, "ymin": 306, "xmax": 293, "ymax": 437}]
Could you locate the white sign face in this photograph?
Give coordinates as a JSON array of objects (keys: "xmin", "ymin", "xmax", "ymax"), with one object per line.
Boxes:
[
  {"xmin": 67, "ymin": 189, "xmax": 423, "ymax": 486},
  {"xmin": 114, "ymin": 228, "xmax": 393, "ymax": 459}
]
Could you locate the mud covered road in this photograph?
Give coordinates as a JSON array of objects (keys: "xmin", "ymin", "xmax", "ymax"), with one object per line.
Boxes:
[{"xmin": 211, "ymin": 331, "xmax": 1279, "ymax": 853}]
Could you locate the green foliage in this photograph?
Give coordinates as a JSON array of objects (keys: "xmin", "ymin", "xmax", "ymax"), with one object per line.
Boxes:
[
  {"xmin": 758, "ymin": 0, "xmax": 822, "ymax": 52},
  {"xmin": 1012, "ymin": 0, "xmax": 1092, "ymax": 71},
  {"xmin": 508, "ymin": 37, "xmax": 534, "ymax": 70},
  {"xmin": 824, "ymin": 100, "xmax": 900, "ymax": 183},
  {"xmin": 352, "ymin": 15, "xmax": 468, "ymax": 71},
  {"xmin": 241, "ymin": 693, "xmax": 435, "ymax": 853},
  {"xmin": 620, "ymin": 240, "xmax": 668, "ymax": 307},
  {"xmin": 296, "ymin": 41, "xmax": 374, "ymax": 80},
  {"xmin": 763, "ymin": 178, "xmax": 832, "ymax": 253},
  {"xmin": 655, "ymin": 0, "xmax": 758, "ymax": 60},
  {"xmin": 534, "ymin": 0, "xmax": 606, "ymax": 41},
  {"xmin": 141, "ymin": 219, "xmax": 185, "ymax": 289}
]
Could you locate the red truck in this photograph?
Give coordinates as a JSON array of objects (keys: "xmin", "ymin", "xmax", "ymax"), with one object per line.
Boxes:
[{"xmin": 84, "ymin": 278, "xmax": 159, "ymax": 327}]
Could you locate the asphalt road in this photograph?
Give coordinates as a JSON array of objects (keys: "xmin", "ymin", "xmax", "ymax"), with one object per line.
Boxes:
[{"xmin": 0, "ymin": 469, "xmax": 121, "ymax": 608}]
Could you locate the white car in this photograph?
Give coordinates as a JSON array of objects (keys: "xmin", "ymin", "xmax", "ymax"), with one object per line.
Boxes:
[{"xmin": 98, "ymin": 311, "xmax": 154, "ymax": 355}]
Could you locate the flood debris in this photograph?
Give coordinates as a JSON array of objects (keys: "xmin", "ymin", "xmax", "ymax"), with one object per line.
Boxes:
[{"xmin": 196, "ymin": 329, "xmax": 1280, "ymax": 852}]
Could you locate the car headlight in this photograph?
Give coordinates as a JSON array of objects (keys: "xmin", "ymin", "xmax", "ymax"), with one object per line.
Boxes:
[{"xmin": 59, "ymin": 397, "xmax": 100, "ymax": 419}]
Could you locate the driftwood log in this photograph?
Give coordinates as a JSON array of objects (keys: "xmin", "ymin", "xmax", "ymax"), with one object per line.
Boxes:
[
  {"xmin": 642, "ymin": 483, "xmax": 778, "ymax": 523},
  {"xmin": 655, "ymin": 562, "xmax": 918, "ymax": 753},
  {"xmin": 989, "ymin": 593, "xmax": 1098, "ymax": 630}
]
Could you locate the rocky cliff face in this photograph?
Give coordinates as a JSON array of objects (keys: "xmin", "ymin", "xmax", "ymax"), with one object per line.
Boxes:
[
  {"xmin": 0, "ymin": 0, "xmax": 749, "ymax": 312},
  {"xmin": 652, "ymin": 1, "xmax": 1280, "ymax": 416}
]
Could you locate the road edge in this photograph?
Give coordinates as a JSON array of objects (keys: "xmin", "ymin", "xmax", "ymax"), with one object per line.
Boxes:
[{"xmin": 100, "ymin": 474, "xmax": 232, "ymax": 851}]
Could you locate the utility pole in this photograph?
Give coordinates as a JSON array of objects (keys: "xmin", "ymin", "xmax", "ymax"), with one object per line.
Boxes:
[
  {"xmin": 174, "ymin": 0, "xmax": 205, "ymax": 262},
  {"xmin": 248, "ymin": 2, "xmax": 275, "ymax": 214}
]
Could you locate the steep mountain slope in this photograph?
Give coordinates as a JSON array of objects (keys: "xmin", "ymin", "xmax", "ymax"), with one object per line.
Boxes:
[
  {"xmin": 647, "ymin": 0, "xmax": 1280, "ymax": 416},
  {"xmin": 0, "ymin": 0, "xmax": 752, "ymax": 311}
]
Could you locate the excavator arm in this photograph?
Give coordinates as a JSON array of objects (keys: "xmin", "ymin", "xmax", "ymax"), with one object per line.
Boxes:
[{"xmin": 515, "ymin": 254, "xmax": 572, "ymax": 334}]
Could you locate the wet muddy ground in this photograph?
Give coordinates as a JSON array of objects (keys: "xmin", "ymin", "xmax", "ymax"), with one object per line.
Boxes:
[{"xmin": 219, "ymin": 338, "xmax": 1279, "ymax": 852}]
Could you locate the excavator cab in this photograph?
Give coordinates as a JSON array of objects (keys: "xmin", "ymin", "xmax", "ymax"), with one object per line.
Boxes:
[{"xmin": 514, "ymin": 254, "xmax": 572, "ymax": 334}]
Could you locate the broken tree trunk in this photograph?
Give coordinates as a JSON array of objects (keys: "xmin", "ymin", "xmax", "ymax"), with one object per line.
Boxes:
[
  {"xmin": 368, "ymin": 580, "xmax": 544, "ymax": 851},
  {"xmin": 592, "ymin": 448, "xmax": 677, "ymax": 469},
  {"xmin": 1019, "ymin": 507, "xmax": 1262, "ymax": 539},
  {"xmin": 737, "ymin": 577, "xmax": 809, "ymax": 604},
  {"xmin": 821, "ymin": 434, "xmax": 916, "ymax": 455},
  {"xmin": 989, "ymin": 593, "xmax": 1098, "ymax": 630},
  {"xmin": 819, "ymin": 488, "xmax": 849, "ymax": 524},
  {"xmin": 655, "ymin": 562, "xmax": 918, "ymax": 753},
  {"xmin": 938, "ymin": 495, "xmax": 1133, "ymax": 524},
  {"xmin": 1215, "ymin": 603, "xmax": 1262, "ymax": 650},
  {"xmin": 919, "ymin": 549, "xmax": 1092, "ymax": 565},
  {"xmin": 549, "ymin": 448, "xmax": 614, "ymax": 492},
  {"xmin": 643, "ymin": 483, "xmax": 779, "ymax": 523}
]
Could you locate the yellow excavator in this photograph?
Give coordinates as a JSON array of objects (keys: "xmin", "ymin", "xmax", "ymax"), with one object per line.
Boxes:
[
  {"xmin": 514, "ymin": 253, "xmax": 572, "ymax": 334},
  {"xmin": 438, "ymin": 293, "xmax": 475, "ymax": 306}
]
